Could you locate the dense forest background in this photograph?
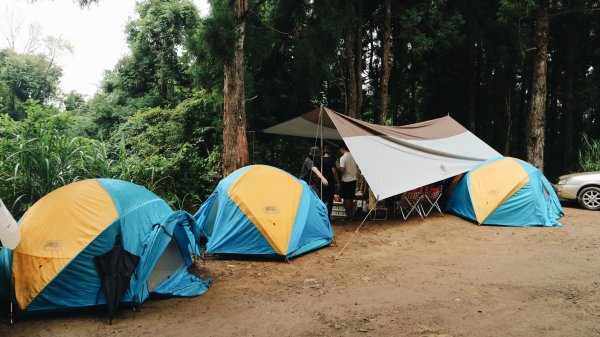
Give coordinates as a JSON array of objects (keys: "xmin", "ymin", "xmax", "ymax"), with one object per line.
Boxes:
[{"xmin": 1, "ymin": 0, "xmax": 599, "ymax": 216}]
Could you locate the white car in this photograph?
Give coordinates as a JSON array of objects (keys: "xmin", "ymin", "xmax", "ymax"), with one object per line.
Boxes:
[{"xmin": 554, "ymin": 172, "xmax": 600, "ymax": 210}]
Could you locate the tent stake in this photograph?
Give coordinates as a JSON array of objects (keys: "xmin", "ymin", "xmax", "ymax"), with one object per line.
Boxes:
[
  {"xmin": 9, "ymin": 301, "xmax": 14, "ymax": 325},
  {"xmin": 334, "ymin": 196, "xmax": 379, "ymax": 261}
]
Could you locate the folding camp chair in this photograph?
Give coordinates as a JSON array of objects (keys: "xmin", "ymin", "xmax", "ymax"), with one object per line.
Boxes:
[
  {"xmin": 394, "ymin": 188, "xmax": 424, "ymax": 220},
  {"xmin": 422, "ymin": 184, "xmax": 444, "ymax": 217}
]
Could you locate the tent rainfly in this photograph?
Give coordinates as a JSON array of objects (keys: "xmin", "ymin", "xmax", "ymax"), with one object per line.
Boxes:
[
  {"xmin": 194, "ymin": 165, "xmax": 334, "ymax": 259},
  {"xmin": 0, "ymin": 179, "xmax": 210, "ymax": 320},
  {"xmin": 264, "ymin": 107, "xmax": 501, "ymax": 201},
  {"xmin": 447, "ymin": 157, "xmax": 563, "ymax": 226}
]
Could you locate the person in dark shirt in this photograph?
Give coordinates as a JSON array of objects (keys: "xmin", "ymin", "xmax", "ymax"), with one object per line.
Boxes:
[
  {"xmin": 316, "ymin": 145, "xmax": 339, "ymax": 218},
  {"xmin": 299, "ymin": 146, "xmax": 328, "ymax": 193}
]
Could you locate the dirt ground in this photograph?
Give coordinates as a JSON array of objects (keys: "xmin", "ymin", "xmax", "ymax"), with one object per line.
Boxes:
[{"xmin": 2, "ymin": 206, "xmax": 600, "ymax": 337}]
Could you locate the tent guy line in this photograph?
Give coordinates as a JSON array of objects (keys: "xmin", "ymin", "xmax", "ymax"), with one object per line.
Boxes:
[{"xmin": 333, "ymin": 198, "xmax": 378, "ymax": 261}]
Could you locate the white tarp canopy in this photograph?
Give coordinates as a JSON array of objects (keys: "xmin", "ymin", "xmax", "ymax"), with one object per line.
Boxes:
[{"xmin": 264, "ymin": 107, "xmax": 501, "ymax": 201}]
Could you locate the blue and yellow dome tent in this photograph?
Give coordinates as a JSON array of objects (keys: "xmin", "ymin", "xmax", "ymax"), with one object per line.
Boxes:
[
  {"xmin": 0, "ymin": 179, "xmax": 210, "ymax": 317},
  {"xmin": 447, "ymin": 157, "xmax": 563, "ymax": 226},
  {"xmin": 194, "ymin": 165, "xmax": 334, "ymax": 259}
]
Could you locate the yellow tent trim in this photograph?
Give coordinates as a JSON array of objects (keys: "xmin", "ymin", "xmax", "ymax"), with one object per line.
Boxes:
[
  {"xmin": 13, "ymin": 179, "xmax": 119, "ymax": 309},
  {"xmin": 228, "ymin": 166, "xmax": 303, "ymax": 255},
  {"xmin": 470, "ymin": 158, "xmax": 530, "ymax": 223}
]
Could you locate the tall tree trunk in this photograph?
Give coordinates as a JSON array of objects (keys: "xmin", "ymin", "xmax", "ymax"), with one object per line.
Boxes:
[
  {"xmin": 517, "ymin": 59, "xmax": 530, "ymax": 159},
  {"xmin": 526, "ymin": 0, "xmax": 550, "ymax": 171},
  {"xmin": 562, "ymin": 4, "xmax": 577, "ymax": 174},
  {"xmin": 222, "ymin": 0, "xmax": 249, "ymax": 175},
  {"xmin": 344, "ymin": 26, "xmax": 358, "ymax": 118},
  {"xmin": 465, "ymin": 0, "xmax": 477, "ymax": 131},
  {"xmin": 498, "ymin": 61, "xmax": 512, "ymax": 155},
  {"xmin": 344, "ymin": 0, "xmax": 363, "ymax": 118},
  {"xmin": 548, "ymin": 55, "xmax": 559, "ymax": 177},
  {"xmin": 377, "ymin": 0, "xmax": 391, "ymax": 125},
  {"xmin": 409, "ymin": 68, "xmax": 417, "ymax": 122},
  {"xmin": 355, "ymin": 0, "xmax": 363, "ymax": 116},
  {"xmin": 504, "ymin": 88, "xmax": 512, "ymax": 155}
]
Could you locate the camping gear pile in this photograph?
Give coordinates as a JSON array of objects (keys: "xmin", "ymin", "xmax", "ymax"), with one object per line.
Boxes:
[
  {"xmin": 0, "ymin": 169, "xmax": 334, "ymax": 324},
  {"xmin": 265, "ymin": 107, "xmax": 563, "ymax": 225},
  {"xmin": 0, "ymin": 109, "xmax": 564, "ymax": 325}
]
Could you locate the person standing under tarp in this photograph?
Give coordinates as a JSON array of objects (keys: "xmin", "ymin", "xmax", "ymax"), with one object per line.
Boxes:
[
  {"xmin": 317, "ymin": 145, "xmax": 339, "ymax": 219},
  {"xmin": 300, "ymin": 146, "xmax": 329, "ymax": 193},
  {"xmin": 338, "ymin": 143, "xmax": 358, "ymax": 221}
]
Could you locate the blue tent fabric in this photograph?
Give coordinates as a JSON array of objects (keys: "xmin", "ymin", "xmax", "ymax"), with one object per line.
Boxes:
[
  {"xmin": 447, "ymin": 157, "xmax": 563, "ymax": 227},
  {"xmin": 0, "ymin": 179, "xmax": 209, "ymax": 314},
  {"xmin": 97, "ymin": 179, "xmax": 173, "ymax": 254},
  {"xmin": 130, "ymin": 210, "xmax": 210, "ymax": 303},
  {"xmin": 287, "ymin": 185, "xmax": 332, "ymax": 257},
  {"xmin": 194, "ymin": 165, "xmax": 334, "ymax": 259},
  {"xmin": 28, "ymin": 223, "xmax": 120, "ymax": 311},
  {"xmin": 445, "ymin": 172, "xmax": 475, "ymax": 221},
  {"xmin": 194, "ymin": 166, "xmax": 277, "ymax": 255},
  {"xmin": 0, "ymin": 247, "xmax": 12, "ymax": 301},
  {"xmin": 201, "ymin": 194, "xmax": 278, "ymax": 256},
  {"xmin": 482, "ymin": 183, "xmax": 538, "ymax": 226},
  {"xmin": 539, "ymin": 174, "xmax": 564, "ymax": 222}
]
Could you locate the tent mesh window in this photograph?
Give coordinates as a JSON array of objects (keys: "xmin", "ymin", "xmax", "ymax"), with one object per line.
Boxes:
[
  {"xmin": 147, "ymin": 239, "xmax": 186, "ymax": 292},
  {"xmin": 542, "ymin": 185, "xmax": 550, "ymax": 200},
  {"xmin": 203, "ymin": 197, "xmax": 220, "ymax": 238}
]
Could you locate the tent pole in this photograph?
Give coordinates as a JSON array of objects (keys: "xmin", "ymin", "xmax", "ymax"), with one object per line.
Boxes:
[
  {"xmin": 334, "ymin": 195, "xmax": 379, "ymax": 261},
  {"xmin": 319, "ymin": 104, "xmax": 324, "ymax": 200}
]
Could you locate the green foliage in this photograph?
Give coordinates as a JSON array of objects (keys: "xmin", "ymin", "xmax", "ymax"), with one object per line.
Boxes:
[
  {"xmin": 0, "ymin": 89, "xmax": 222, "ymax": 216},
  {"xmin": 0, "ymin": 102, "xmax": 112, "ymax": 216},
  {"xmin": 578, "ymin": 135, "xmax": 600, "ymax": 172},
  {"xmin": 3, "ymin": 0, "xmax": 600, "ymax": 216},
  {"xmin": 123, "ymin": 0, "xmax": 200, "ymax": 103},
  {"xmin": 111, "ymin": 90, "xmax": 222, "ymax": 210},
  {"xmin": 395, "ymin": 1, "xmax": 464, "ymax": 57},
  {"xmin": 0, "ymin": 49, "xmax": 63, "ymax": 119},
  {"xmin": 76, "ymin": 89, "xmax": 159, "ymax": 138},
  {"xmin": 64, "ymin": 91, "xmax": 86, "ymax": 111},
  {"xmin": 198, "ymin": 0, "xmax": 238, "ymax": 65},
  {"xmin": 497, "ymin": 0, "xmax": 536, "ymax": 23},
  {"xmin": 74, "ymin": 0, "xmax": 203, "ymax": 139}
]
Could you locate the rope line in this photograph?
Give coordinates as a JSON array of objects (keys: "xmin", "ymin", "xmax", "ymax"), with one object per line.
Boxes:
[{"xmin": 334, "ymin": 197, "xmax": 378, "ymax": 261}]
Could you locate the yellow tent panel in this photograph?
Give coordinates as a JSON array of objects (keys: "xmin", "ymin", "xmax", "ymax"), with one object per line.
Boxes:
[
  {"xmin": 13, "ymin": 180, "xmax": 118, "ymax": 309},
  {"xmin": 469, "ymin": 158, "xmax": 530, "ymax": 223},
  {"xmin": 228, "ymin": 166, "xmax": 303, "ymax": 255}
]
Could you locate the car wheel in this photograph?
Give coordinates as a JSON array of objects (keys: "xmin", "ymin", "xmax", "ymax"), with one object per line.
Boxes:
[{"xmin": 578, "ymin": 186, "xmax": 600, "ymax": 211}]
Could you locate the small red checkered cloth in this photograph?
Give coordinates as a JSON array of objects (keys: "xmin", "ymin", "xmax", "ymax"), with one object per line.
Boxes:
[
  {"xmin": 399, "ymin": 188, "xmax": 423, "ymax": 207},
  {"xmin": 424, "ymin": 185, "xmax": 442, "ymax": 200}
]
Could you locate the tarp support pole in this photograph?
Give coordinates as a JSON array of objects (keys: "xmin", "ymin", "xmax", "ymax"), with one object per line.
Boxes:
[
  {"xmin": 319, "ymin": 104, "xmax": 324, "ymax": 199},
  {"xmin": 334, "ymin": 195, "xmax": 379, "ymax": 261}
]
